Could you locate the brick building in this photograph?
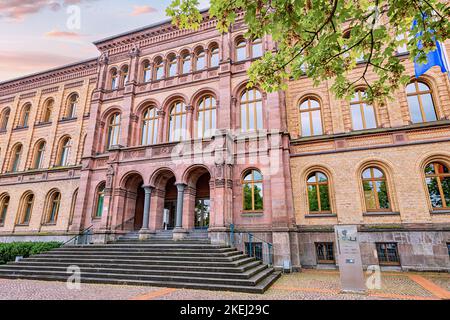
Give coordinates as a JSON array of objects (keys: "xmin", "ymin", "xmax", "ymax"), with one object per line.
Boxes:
[{"xmin": 0, "ymin": 13, "xmax": 449, "ymax": 271}]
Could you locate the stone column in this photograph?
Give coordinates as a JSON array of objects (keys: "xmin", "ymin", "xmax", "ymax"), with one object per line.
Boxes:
[
  {"xmin": 173, "ymin": 183, "xmax": 188, "ymax": 240},
  {"xmin": 139, "ymin": 185, "xmax": 154, "ymax": 240}
]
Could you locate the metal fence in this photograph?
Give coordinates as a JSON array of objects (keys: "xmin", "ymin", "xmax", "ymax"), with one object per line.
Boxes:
[{"xmin": 229, "ymin": 224, "xmax": 273, "ymax": 266}]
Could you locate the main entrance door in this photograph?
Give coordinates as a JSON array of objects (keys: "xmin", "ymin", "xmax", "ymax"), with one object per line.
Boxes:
[
  {"xmin": 195, "ymin": 198, "xmax": 210, "ymax": 229},
  {"xmin": 163, "ymin": 200, "xmax": 177, "ymax": 230}
]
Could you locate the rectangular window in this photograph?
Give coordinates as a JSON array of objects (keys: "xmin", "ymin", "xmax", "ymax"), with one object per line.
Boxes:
[
  {"xmin": 245, "ymin": 242, "xmax": 263, "ymax": 261},
  {"xmin": 376, "ymin": 243, "xmax": 400, "ymax": 266},
  {"xmin": 315, "ymin": 242, "xmax": 335, "ymax": 264}
]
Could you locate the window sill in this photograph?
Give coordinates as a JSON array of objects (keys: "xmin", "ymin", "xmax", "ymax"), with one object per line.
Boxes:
[
  {"xmin": 241, "ymin": 212, "xmax": 264, "ymax": 217},
  {"xmin": 0, "ymin": 130, "xmax": 6, "ymax": 134},
  {"xmin": 431, "ymin": 210, "xmax": 450, "ymax": 215},
  {"xmin": 59, "ymin": 117, "xmax": 77, "ymax": 123},
  {"xmin": 35, "ymin": 121, "xmax": 52, "ymax": 127},
  {"xmin": 305, "ymin": 213, "xmax": 337, "ymax": 218},
  {"xmin": 42, "ymin": 223, "xmax": 57, "ymax": 227},
  {"xmin": 15, "ymin": 224, "xmax": 30, "ymax": 227},
  {"xmin": 363, "ymin": 211, "xmax": 400, "ymax": 217},
  {"xmin": 13, "ymin": 126, "xmax": 29, "ymax": 132}
]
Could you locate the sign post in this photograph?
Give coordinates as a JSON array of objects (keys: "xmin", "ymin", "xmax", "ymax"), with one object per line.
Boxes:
[{"xmin": 334, "ymin": 225, "xmax": 367, "ymax": 294}]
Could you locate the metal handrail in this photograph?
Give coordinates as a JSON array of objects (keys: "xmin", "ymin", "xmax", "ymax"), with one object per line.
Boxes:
[
  {"xmin": 63, "ymin": 225, "xmax": 93, "ymax": 246},
  {"xmin": 114, "ymin": 216, "xmax": 135, "ymax": 230},
  {"xmin": 229, "ymin": 224, "xmax": 274, "ymax": 266}
]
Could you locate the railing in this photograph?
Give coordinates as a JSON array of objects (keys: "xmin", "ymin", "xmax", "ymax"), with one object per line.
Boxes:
[
  {"xmin": 229, "ymin": 224, "xmax": 273, "ymax": 266},
  {"xmin": 63, "ymin": 225, "xmax": 94, "ymax": 246},
  {"xmin": 114, "ymin": 216, "xmax": 135, "ymax": 231}
]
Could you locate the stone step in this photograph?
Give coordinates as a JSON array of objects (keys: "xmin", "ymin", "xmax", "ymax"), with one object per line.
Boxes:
[
  {"xmin": 0, "ymin": 266, "xmax": 275, "ymax": 287},
  {"xmin": 0, "ymin": 264, "xmax": 268, "ymax": 280},
  {"xmin": 49, "ymin": 249, "xmax": 241, "ymax": 257},
  {"xmin": 9, "ymin": 260, "xmax": 263, "ymax": 274},
  {"xmin": 20, "ymin": 256, "xmax": 257, "ymax": 267},
  {"xmin": 0, "ymin": 271, "xmax": 281, "ymax": 294},
  {"xmin": 52, "ymin": 247, "xmax": 237, "ymax": 254},
  {"xmin": 35, "ymin": 253, "xmax": 248, "ymax": 262}
]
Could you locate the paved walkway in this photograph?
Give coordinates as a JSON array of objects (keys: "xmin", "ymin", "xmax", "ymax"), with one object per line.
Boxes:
[{"xmin": 0, "ymin": 270, "xmax": 448, "ymax": 300}]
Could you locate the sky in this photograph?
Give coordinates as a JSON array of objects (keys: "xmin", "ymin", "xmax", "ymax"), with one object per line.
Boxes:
[{"xmin": 0, "ymin": 0, "xmax": 210, "ymax": 82}]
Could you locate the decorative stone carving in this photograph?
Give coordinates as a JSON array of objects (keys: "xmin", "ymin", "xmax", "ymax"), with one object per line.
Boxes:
[
  {"xmin": 129, "ymin": 43, "xmax": 140, "ymax": 58},
  {"xmin": 98, "ymin": 52, "xmax": 109, "ymax": 65}
]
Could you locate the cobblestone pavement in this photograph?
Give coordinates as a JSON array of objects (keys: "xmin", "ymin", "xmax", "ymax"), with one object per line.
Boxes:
[{"xmin": 0, "ymin": 270, "xmax": 448, "ymax": 300}]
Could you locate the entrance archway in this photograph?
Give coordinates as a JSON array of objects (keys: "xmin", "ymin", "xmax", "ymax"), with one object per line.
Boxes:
[
  {"xmin": 183, "ymin": 166, "xmax": 212, "ymax": 230},
  {"xmin": 149, "ymin": 169, "xmax": 177, "ymax": 231},
  {"xmin": 164, "ymin": 176, "xmax": 177, "ymax": 230},
  {"xmin": 121, "ymin": 173, "xmax": 144, "ymax": 231}
]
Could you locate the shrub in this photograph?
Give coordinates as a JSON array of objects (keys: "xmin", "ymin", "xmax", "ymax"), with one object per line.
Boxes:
[{"xmin": 0, "ymin": 242, "xmax": 62, "ymax": 265}]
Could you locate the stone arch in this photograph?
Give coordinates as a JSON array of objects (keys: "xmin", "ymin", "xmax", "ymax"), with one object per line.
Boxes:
[
  {"xmin": 116, "ymin": 171, "xmax": 145, "ymax": 231},
  {"xmin": 162, "ymin": 93, "xmax": 189, "ymax": 112},
  {"xmin": 189, "ymin": 87, "xmax": 219, "ymax": 108}
]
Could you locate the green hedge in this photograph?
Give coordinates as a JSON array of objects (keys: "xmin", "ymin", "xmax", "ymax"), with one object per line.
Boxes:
[{"xmin": 0, "ymin": 242, "xmax": 62, "ymax": 265}]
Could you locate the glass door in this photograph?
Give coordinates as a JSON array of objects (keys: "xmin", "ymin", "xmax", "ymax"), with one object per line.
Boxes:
[{"xmin": 194, "ymin": 198, "xmax": 210, "ymax": 229}]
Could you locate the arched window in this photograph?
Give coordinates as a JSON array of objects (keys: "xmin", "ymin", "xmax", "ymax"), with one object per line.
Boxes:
[
  {"xmin": 425, "ymin": 162, "xmax": 450, "ymax": 210},
  {"xmin": 350, "ymin": 90, "xmax": 377, "ymax": 130},
  {"xmin": 57, "ymin": 137, "xmax": 72, "ymax": 167},
  {"xmin": 240, "ymin": 88, "xmax": 263, "ymax": 132},
  {"xmin": 195, "ymin": 48, "xmax": 206, "ymax": 71},
  {"xmin": 68, "ymin": 189, "xmax": 78, "ymax": 226},
  {"xmin": 0, "ymin": 194, "xmax": 10, "ymax": 226},
  {"xmin": 32, "ymin": 140, "xmax": 46, "ymax": 170},
  {"xmin": 167, "ymin": 54, "xmax": 178, "ymax": 77},
  {"xmin": 142, "ymin": 60, "xmax": 152, "ymax": 82},
  {"xmin": 66, "ymin": 93, "xmax": 79, "ymax": 119},
  {"xmin": 0, "ymin": 108, "xmax": 10, "ymax": 131},
  {"xmin": 20, "ymin": 104, "xmax": 31, "ymax": 127},
  {"xmin": 106, "ymin": 113, "xmax": 121, "ymax": 149},
  {"xmin": 209, "ymin": 45, "xmax": 219, "ymax": 67},
  {"xmin": 406, "ymin": 81, "xmax": 437, "ymax": 123},
  {"xmin": 181, "ymin": 52, "xmax": 191, "ymax": 74},
  {"xmin": 110, "ymin": 68, "xmax": 119, "ymax": 90},
  {"xmin": 45, "ymin": 190, "xmax": 61, "ymax": 224},
  {"xmin": 42, "ymin": 99, "xmax": 54, "ymax": 123},
  {"xmin": 141, "ymin": 107, "xmax": 159, "ymax": 145},
  {"xmin": 197, "ymin": 96, "xmax": 217, "ymax": 138},
  {"xmin": 307, "ymin": 172, "xmax": 331, "ymax": 214},
  {"xmin": 242, "ymin": 169, "xmax": 264, "ymax": 211},
  {"xmin": 251, "ymin": 38, "xmax": 263, "ymax": 58},
  {"xmin": 18, "ymin": 192, "xmax": 34, "ymax": 225},
  {"xmin": 299, "ymin": 98, "xmax": 323, "ymax": 136},
  {"xmin": 94, "ymin": 183, "xmax": 105, "ymax": 218},
  {"xmin": 236, "ymin": 38, "xmax": 247, "ymax": 61},
  {"xmin": 10, "ymin": 144, "xmax": 22, "ymax": 172},
  {"xmin": 120, "ymin": 65, "xmax": 129, "ymax": 86},
  {"xmin": 154, "ymin": 58, "xmax": 164, "ymax": 81},
  {"xmin": 168, "ymin": 101, "xmax": 187, "ymax": 142},
  {"xmin": 362, "ymin": 167, "xmax": 391, "ymax": 211}
]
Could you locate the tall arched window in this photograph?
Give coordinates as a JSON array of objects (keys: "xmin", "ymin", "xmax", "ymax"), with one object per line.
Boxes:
[
  {"xmin": 406, "ymin": 81, "xmax": 437, "ymax": 123},
  {"xmin": 32, "ymin": 140, "xmax": 46, "ymax": 170},
  {"xmin": 350, "ymin": 90, "xmax": 377, "ymax": 130},
  {"xmin": 110, "ymin": 68, "xmax": 119, "ymax": 90},
  {"xmin": 167, "ymin": 54, "xmax": 178, "ymax": 77},
  {"xmin": 251, "ymin": 38, "xmax": 263, "ymax": 58},
  {"xmin": 68, "ymin": 189, "xmax": 78, "ymax": 226},
  {"xmin": 94, "ymin": 183, "xmax": 105, "ymax": 218},
  {"xmin": 44, "ymin": 190, "xmax": 61, "ymax": 224},
  {"xmin": 42, "ymin": 99, "xmax": 54, "ymax": 123},
  {"xmin": 307, "ymin": 172, "xmax": 331, "ymax": 214},
  {"xmin": 209, "ymin": 45, "xmax": 219, "ymax": 67},
  {"xmin": 66, "ymin": 93, "xmax": 79, "ymax": 119},
  {"xmin": 236, "ymin": 38, "xmax": 247, "ymax": 61},
  {"xmin": 143, "ymin": 60, "xmax": 152, "ymax": 82},
  {"xmin": 20, "ymin": 104, "xmax": 31, "ymax": 127},
  {"xmin": 168, "ymin": 101, "xmax": 187, "ymax": 142},
  {"xmin": 141, "ymin": 107, "xmax": 159, "ymax": 145},
  {"xmin": 10, "ymin": 144, "xmax": 22, "ymax": 172},
  {"xmin": 154, "ymin": 58, "xmax": 164, "ymax": 80},
  {"xmin": 362, "ymin": 167, "xmax": 391, "ymax": 211},
  {"xmin": 425, "ymin": 162, "xmax": 450, "ymax": 210},
  {"xmin": 0, "ymin": 108, "xmax": 10, "ymax": 131},
  {"xmin": 0, "ymin": 194, "xmax": 10, "ymax": 226},
  {"xmin": 241, "ymin": 88, "xmax": 263, "ymax": 132},
  {"xmin": 181, "ymin": 52, "xmax": 191, "ymax": 74},
  {"xmin": 195, "ymin": 48, "xmax": 206, "ymax": 71},
  {"xmin": 18, "ymin": 192, "xmax": 34, "ymax": 225},
  {"xmin": 299, "ymin": 98, "xmax": 323, "ymax": 136},
  {"xmin": 242, "ymin": 169, "xmax": 264, "ymax": 211},
  {"xmin": 58, "ymin": 137, "xmax": 72, "ymax": 167},
  {"xmin": 120, "ymin": 65, "xmax": 129, "ymax": 86},
  {"xmin": 197, "ymin": 96, "xmax": 217, "ymax": 139},
  {"xmin": 106, "ymin": 113, "xmax": 121, "ymax": 149}
]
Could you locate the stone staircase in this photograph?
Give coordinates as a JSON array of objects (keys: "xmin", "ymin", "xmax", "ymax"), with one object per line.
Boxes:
[{"xmin": 0, "ymin": 238, "xmax": 280, "ymax": 293}]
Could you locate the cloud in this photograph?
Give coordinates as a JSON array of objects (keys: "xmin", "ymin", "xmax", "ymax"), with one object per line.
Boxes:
[
  {"xmin": 0, "ymin": 0, "xmax": 97, "ymax": 21},
  {"xmin": 130, "ymin": 5, "xmax": 157, "ymax": 17},
  {"xmin": 45, "ymin": 30, "xmax": 82, "ymax": 39}
]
